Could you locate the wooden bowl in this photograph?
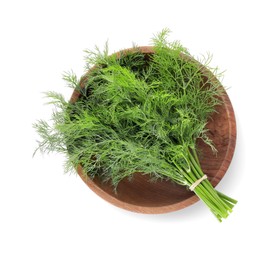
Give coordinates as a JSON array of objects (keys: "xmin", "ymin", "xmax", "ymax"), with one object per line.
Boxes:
[{"xmin": 71, "ymin": 46, "xmax": 236, "ymax": 214}]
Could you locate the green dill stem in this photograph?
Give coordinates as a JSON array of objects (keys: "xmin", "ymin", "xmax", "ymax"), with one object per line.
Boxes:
[
  {"xmin": 174, "ymin": 159, "xmax": 225, "ymax": 217},
  {"xmin": 217, "ymin": 196, "xmax": 235, "ymax": 209},
  {"xmin": 174, "ymin": 155, "xmax": 230, "ymax": 217},
  {"xmin": 188, "ymin": 153, "xmax": 219, "ymax": 204},
  {"xmin": 189, "ymin": 159, "xmax": 231, "ymax": 214},
  {"xmin": 177, "ymin": 150, "xmax": 230, "ymax": 217},
  {"xmin": 196, "ymin": 183, "xmax": 227, "ymax": 217},
  {"xmin": 172, "ymin": 157, "xmax": 226, "ymax": 218},
  {"xmin": 172, "ymin": 160, "xmax": 193, "ymax": 184},
  {"xmin": 194, "ymin": 185, "xmax": 225, "ymax": 220},
  {"xmin": 217, "ymin": 191, "xmax": 238, "ymax": 205},
  {"xmin": 188, "ymin": 151, "xmax": 222, "ymax": 200},
  {"xmin": 186, "ymin": 151, "xmax": 236, "ymax": 218},
  {"xmin": 191, "ymin": 148, "xmax": 201, "ymax": 168},
  {"xmin": 188, "ymin": 150, "xmax": 233, "ymax": 210}
]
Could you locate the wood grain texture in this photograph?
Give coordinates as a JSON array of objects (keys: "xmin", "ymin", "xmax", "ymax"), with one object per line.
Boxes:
[{"xmin": 71, "ymin": 46, "xmax": 237, "ymax": 214}]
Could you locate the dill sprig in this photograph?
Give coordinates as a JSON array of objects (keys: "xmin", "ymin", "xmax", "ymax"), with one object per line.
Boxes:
[{"xmin": 34, "ymin": 29, "xmax": 236, "ymax": 221}]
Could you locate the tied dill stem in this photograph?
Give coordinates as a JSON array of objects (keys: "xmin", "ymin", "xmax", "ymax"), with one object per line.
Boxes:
[{"xmin": 33, "ymin": 29, "xmax": 237, "ymax": 221}]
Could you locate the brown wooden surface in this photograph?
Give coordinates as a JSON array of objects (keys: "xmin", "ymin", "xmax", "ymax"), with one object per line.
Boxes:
[{"xmin": 71, "ymin": 46, "xmax": 237, "ymax": 214}]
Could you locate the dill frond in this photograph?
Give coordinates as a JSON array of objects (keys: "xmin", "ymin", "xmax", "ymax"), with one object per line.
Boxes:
[{"xmin": 33, "ymin": 29, "xmax": 236, "ymax": 221}]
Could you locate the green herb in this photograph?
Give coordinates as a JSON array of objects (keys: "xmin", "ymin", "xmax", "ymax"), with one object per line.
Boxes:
[{"xmin": 34, "ymin": 29, "xmax": 237, "ymax": 221}]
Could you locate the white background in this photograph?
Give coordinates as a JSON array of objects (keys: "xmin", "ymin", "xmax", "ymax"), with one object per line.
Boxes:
[{"xmin": 0, "ymin": 0, "xmax": 277, "ymax": 259}]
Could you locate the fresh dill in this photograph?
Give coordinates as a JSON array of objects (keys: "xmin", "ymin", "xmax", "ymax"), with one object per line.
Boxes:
[{"xmin": 33, "ymin": 29, "xmax": 236, "ymax": 221}]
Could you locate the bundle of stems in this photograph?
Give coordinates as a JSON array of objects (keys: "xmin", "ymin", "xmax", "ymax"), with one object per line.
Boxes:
[{"xmin": 34, "ymin": 29, "xmax": 236, "ymax": 221}]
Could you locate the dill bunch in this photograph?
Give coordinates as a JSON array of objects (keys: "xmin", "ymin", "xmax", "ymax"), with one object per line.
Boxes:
[{"xmin": 34, "ymin": 29, "xmax": 236, "ymax": 221}]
